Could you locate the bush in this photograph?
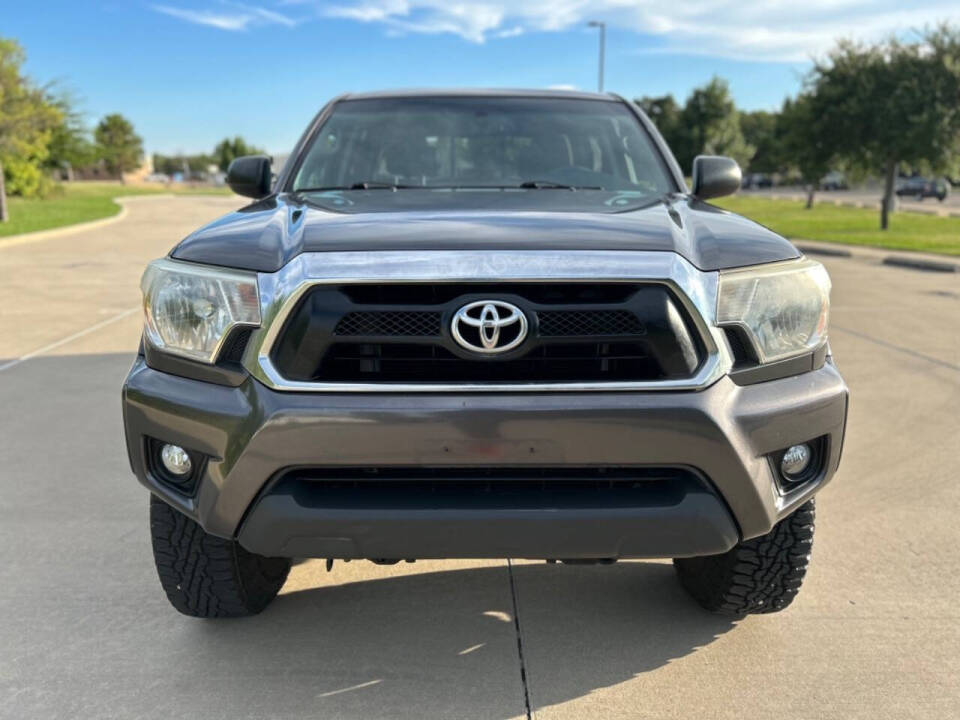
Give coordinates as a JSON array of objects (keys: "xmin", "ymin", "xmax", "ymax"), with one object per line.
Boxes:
[{"xmin": 2, "ymin": 153, "xmax": 55, "ymax": 198}]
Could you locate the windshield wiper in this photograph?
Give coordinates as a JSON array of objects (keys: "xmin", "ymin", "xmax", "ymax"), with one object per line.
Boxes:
[
  {"xmin": 349, "ymin": 181, "xmax": 419, "ymax": 190},
  {"xmin": 294, "ymin": 181, "xmax": 419, "ymax": 192},
  {"xmin": 518, "ymin": 180, "xmax": 604, "ymax": 190}
]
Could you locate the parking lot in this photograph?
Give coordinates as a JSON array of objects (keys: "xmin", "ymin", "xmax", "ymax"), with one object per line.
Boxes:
[
  {"xmin": 1, "ymin": 195, "xmax": 958, "ymax": 719},
  {"xmin": 743, "ymin": 187, "xmax": 960, "ymax": 217}
]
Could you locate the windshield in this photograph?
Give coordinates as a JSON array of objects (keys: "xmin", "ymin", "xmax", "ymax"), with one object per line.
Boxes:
[{"xmin": 291, "ymin": 97, "xmax": 675, "ymax": 195}]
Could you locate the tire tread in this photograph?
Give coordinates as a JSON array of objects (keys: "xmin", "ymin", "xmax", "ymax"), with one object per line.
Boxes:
[
  {"xmin": 149, "ymin": 495, "xmax": 290, "ymax": 618},
  {"xmin": 674, "ymin": 500, "xmax": 815, "ymax": 615}
]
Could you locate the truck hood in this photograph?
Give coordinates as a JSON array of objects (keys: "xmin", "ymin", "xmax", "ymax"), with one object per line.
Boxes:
[{"xmin": 170, "ymin": 191, "xmax": 799, "ymax": 273}]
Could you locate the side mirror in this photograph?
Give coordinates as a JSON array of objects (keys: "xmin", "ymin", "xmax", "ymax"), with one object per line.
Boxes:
[
  {"xmin": 227, "ymin": 155, "xmax": 272, "ymax": 199},
  {"xmin": 691, "ymin": 155, "xmax": 741, "ymax": 200}
]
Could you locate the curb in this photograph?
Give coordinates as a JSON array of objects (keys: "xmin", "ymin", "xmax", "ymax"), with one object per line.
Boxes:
[
  {"xmin": 795, "ymin": 240, "xmax": 959, "ymax": 273},
  {"xmin": 795, "ymin": 244, "xmax": 852, "ymax": 258},
  {"xmin": 791, "ymin": 238, "xmax": 960, "ymax": 273},
  {"xmin": 881, "ymin": 256, "xmax": 959, "ymax": 273}
]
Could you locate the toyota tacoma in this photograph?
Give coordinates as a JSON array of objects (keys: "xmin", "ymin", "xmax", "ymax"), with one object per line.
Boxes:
[{"xmin": 122, "ymin": 89, "xmax": 848, "ymax": 618}]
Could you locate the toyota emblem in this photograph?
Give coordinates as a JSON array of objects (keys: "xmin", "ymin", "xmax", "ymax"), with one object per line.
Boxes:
[{"xmin": 451, "ymin": 300, "xmax": 528, "ymax": 354}]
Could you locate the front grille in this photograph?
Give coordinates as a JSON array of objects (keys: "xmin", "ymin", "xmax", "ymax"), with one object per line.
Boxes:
[
  {"xmin": 334, "ymin": 309, "xmax": 643, "ymax": 339},
  {"xmin": 272, "ymin": 467, "xmax": 700, "ymax": 510},
  {"xmin": 538, "ymin": 309, "xmax": 644, "ymax": 337},
  {"xmin": 335, "ymin": 311, "xmax": 442, "ymax": 337},
  {"xmin": 320, "ymin": 341, "xmax": 660, "ymax": 382},
  {"xmin": 270, "ymin": 283, "xmax": 705, "ymax": 384}
]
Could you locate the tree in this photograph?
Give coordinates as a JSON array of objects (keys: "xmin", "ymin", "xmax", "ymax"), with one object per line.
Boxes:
[
  {"xmin": 680, "ymin": 77, "xmax": 753, "ymax": 171},
  {"xmin": 635, "ymin": 95, "xmax": 685, "ymax": 160},
  {"xmin": 94, "ymin": 113, "xmax": 143, "ymax": 182},
  {"xmin": 153, "ymin": 154, "xmax": 181, "ymax": 176},
  {"xmin": 213, "ymin": 136, "xmax": 264, "ymax": 172},
  {"xmin": 741, "ymin": 110, "xmax": 781, "ymax": 174},
  {"xmin": 0, "ymin": 37, "xmax": 62, "ymax": 221},
  {"xmin": 638, "ymin": 80, "xmax": 753, "ymax": 173},
  {"xmin": 45, "ymin": 90, "xmax": 95, "ymax": 180},
  {"xmin": 776, "ymin": 94, "xmax": 836, "ymax": 208},
  {"xmin": 809, "ymin": 26, "xmax": 960, "ymax": 229}
]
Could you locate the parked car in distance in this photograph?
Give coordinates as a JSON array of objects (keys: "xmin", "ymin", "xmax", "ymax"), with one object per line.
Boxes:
[
  {"xmin": 741, "ymin": 172, "xmax": 773, "ymax": 189},
  {"xmin": 820, "ymin": 171, "xmax": 848, "ymax": 191},
  {"xmin": 896, "ymin": 176, "xmax": 949, "ymax": 202},
  {"xmin": 123, "ymin": 89, "xmax": 847, "ymax": 619}
]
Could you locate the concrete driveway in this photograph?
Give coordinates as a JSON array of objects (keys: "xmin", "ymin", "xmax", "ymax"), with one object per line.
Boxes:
[{"xmin": 1, "ymin": 196, "xmax": 958, "ymax": 719}]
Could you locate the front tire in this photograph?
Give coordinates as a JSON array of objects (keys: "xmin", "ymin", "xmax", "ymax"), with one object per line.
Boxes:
[
  {"xmin": 674, "ymin": 500, "xmax": 815, "ymax": 615},
  {"xmin": 149, "ymin": 495, "xmax": 291, "ymax": 618}
]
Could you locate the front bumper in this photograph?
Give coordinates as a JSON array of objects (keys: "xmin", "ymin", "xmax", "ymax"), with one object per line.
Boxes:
[{"xmin": 122, "ymin": 356, "xmax": 848, "ymax": 559}]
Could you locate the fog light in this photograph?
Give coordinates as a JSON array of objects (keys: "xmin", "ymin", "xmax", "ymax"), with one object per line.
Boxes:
[
  {"xmin": 781, "ymin": 444, "xmax": 812, "ymax": 477},
  {"xmin": 160, "ymin": 444, "xmax": 192, "ymax": 477}
]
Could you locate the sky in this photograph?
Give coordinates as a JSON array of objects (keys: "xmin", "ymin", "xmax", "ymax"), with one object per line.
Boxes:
[{"xmin": 6, "ymin": 1, "xmax": 959, "ymax": 156}]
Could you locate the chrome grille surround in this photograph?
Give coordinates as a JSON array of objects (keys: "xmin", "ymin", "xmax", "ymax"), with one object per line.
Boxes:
[{"xmin": 243, "ymin": 250, "xmax": 732, "ymax": 392}]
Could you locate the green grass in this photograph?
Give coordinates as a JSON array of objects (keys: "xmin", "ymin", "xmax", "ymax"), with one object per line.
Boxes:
[
  {"xmin": 0, "ymin": 182, "xmax": 234, "ymax": 238},
  {"xmin": 713, "ymin": 196, "xmax": 960, "ymax": 256}
]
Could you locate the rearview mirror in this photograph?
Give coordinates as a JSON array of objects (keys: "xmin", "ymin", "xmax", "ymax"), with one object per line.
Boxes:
[
  {"xmin": 691, "ymin": 155, "xmax": 741, "ymax": 200},
  {"xmin": 227, "ymin": 155, "xmax": 272, "ymax": 199}
]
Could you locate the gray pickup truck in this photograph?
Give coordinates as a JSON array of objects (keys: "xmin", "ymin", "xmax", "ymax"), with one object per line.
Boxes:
[{"xmin": 122, "ymin": 89, "xmax": 847, "ymax": 619}]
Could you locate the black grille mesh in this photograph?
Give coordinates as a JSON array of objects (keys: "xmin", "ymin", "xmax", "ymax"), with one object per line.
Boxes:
[
  {"xmin": 219, "ymin": 327, "xmax": 253, "ymax": 363},
  {"xmin": 335, "ymin": 311, "xmax": 442, "ymax": 337},
  {"xmin": 537, "ymin": 310, "xmax": 644, "ymax": 337}
]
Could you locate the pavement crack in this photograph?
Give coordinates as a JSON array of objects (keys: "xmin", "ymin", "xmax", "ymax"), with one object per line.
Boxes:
[{"xmin": 507, "ymin": 559, "xmax": 533, "ymax": 720}]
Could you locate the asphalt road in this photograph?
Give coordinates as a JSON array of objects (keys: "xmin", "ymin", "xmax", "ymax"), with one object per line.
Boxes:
[{"xmin": 1, "ymin": 196, "xmax": 959, "ymax": 719}]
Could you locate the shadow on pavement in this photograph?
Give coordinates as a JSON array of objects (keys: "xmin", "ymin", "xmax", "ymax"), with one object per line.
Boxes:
[
  {"xmin": 508, "ymin": 561, "xmax": 738, "ymax": 713},
  {"xmin": 189, "ymin": 562, "xmax": 735, "ymax": 719}
]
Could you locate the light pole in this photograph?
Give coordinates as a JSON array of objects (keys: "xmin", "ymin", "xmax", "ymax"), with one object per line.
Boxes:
[{"xmin": 587, "ymin": 21, "xmax": 606, "ymax": 93}]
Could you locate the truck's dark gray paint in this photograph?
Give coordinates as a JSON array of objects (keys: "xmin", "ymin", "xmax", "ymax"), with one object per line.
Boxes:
[
  {"xmin": 170, "ymin": 193, "xmax": 800, "ymax": 273},
  {"xmin": 123, "ymin": 354, "xmax": 848, "ymax": 554},
  {"xmin": 124, "ymin": 90, "xmax": 850, "ymax": 618}
]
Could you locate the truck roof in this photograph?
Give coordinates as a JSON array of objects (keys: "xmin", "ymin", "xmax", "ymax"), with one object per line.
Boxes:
[{"xmin": 340, "ymin": 87, "xmax": 619, "ymax": 102}]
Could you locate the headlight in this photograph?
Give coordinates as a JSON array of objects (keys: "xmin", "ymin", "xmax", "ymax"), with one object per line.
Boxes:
[
  {"xmin": 717, "ymin": 259, "xmax": 830, "ymax": 364},
  {"xmin": 141, "ymin": 259, "xmax": 260, "ymax": 363}
]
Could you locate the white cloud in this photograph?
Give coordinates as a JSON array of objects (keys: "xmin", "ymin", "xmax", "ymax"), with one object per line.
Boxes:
[
  {"xmin": 546, "ymin": 83, "xmax": 578, "ymax": 90},
  {"xmin": 325, "ymin": 0, "xmax": 505, "ymax": 43},
  {"xmin": 247, "ymin": 5, "xmax": 298, "ymax": 26},
  {"xmin": 150, "ymin": 1, "xmax": 960, "ymax": 59},
  {"xmin": 152, "ymin": 3, "xmax": 297, "ymax": 31},
  {"xmin": 319, "ymin": 0, "xmax": 960, "ymax": 61},
  {"xmin": 496, "ymin": 25, "xmax": 525, "ymax": 38}
]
